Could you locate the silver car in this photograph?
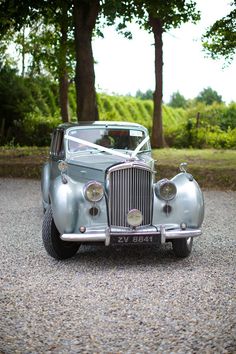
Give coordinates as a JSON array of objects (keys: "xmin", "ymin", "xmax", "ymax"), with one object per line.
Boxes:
[{"xmin": 41, "ymin": 121, "xmax": 204, "ymax": 259}]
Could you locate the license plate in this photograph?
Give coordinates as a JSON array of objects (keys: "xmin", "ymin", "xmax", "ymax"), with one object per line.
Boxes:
[{"xmin": 110, "ymin": 234, "xmax": 160, "ymax": 245}]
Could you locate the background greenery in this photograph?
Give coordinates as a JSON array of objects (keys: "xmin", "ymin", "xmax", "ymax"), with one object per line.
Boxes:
[
  {"xmin": 1, "ymin": 146, "xmax": 235, "ymax": 189},
  {"xmin": 0, "ymin": 65, "xmax": 235, "ymax": 149}
]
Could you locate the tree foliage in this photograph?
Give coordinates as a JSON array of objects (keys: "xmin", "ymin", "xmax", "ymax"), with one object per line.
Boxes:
[
  {"xmin": 0, "ymin": 63, "xmax": 32, "ymax": 131},
  {"xmin": 0, "ymin": 0, "xmax": 202, "ymax": 135},
  {"xmin": 196, "ymin": 87, "xmax": 223, "ymax": 106},
  {"xmin": 168, "ymin": 91, "xmax": 187, "ymax": 108},
  {"xmin": 117, "ymin": 0, "xmax": 200, "ymax": 148},
  {"xmin": 136, "ymin": 89, "xmax": 153, "ymax": 100},
  {"xmin": 202, "ymin": 0, "xmax": 236, "ymax": 64},
  {"xmin": 0, "ymin": 0, "xmax": 76, "ymax": 122}
]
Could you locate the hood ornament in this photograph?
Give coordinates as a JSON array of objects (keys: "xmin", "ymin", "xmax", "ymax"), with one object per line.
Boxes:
[{"xmin": 179, "ymin": 162, "xmax": 188, "ymax": 173}]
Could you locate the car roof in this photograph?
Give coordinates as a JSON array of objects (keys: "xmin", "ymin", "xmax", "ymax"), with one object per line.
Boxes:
[{"xmin": 58, "ymin": 121, "xmax": 147, "ymax": 131}]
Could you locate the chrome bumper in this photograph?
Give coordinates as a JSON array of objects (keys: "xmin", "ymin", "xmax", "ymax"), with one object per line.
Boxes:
[{"xmin": 61, "ymin": 226, "xmax": 202, "ymax": 245}]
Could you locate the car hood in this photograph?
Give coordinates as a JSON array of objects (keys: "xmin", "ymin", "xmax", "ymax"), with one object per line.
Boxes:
[
  {"xmin": 66, "ymin": 152, "xmax": 132, "ymax": 183},
  {"xmin": 67, "ymin": 152, "xmax": 130, "ymax": 171},
  {"xmin": 66, "ymin": 151, "xmax": 153, "ymax": 183}
]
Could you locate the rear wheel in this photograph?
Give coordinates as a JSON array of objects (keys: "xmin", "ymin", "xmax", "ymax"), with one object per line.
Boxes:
[
  {"xmin": 172, "ymin": 237, "xmax": 193, "ymax": 258},
  {"xmin": 42, "ymin": 206, "xmax": 80, "ymax": 259}
]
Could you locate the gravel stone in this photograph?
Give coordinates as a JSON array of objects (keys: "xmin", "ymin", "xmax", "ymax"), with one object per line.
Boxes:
[{"xmin": 0, "ymin": 178, "xmax": 235, "ymax": 353}]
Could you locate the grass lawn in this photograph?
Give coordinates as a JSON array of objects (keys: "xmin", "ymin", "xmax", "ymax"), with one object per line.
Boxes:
[
  {"xmin": 152, "ymin": 148, "xmax": 236, "ymax": 169},
  {"xmin": 152, "ymin": 148, "xmax": 236, "ymax": 190},
  {"xmin": 0, "ymin": 146, "xmax": 49, "ymax": 158},
  {"xmin": 0, "ymin": 146, "xmax": 236, "ymax": 189}
]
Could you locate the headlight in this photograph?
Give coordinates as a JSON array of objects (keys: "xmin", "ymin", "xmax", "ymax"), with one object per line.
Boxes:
[
  {"xmin": 155, "ymin": 179, "xmax": 177, "ymax": 201},
  {"xmin": 84, "ymin": 181, "xmax": 104, "ymax": 202}
]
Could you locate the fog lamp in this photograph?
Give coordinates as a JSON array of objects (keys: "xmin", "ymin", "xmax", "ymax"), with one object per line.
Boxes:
[
  {"xmin": 84, "ymin": 181, "xmax": 104, "ymax": 202},
  {"xmin": 127, "ymin": 209, "xmax": 143, "ymax": 227},
  {"xmin": 156, "ymin": 179, "xmax": 177, "ymax": 201}
]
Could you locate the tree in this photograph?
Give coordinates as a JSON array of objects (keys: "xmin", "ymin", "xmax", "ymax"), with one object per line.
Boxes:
[
  {"xmin": 72, "ymin": 0, "xmax": 134, "ymax": 121},
  {"xmin": 202, "ymin": 0, "xmax": 236, "ymax": 64},
  {"xmin": 196, "ymin": 87, "xmax": 223, "ymax": 105},
  {"xmin": 73, "ymin": 0, "xmax": 100, "ymax": 121},
  {"xmin": 168, "ymin": 91, "xmax": 187, "ymax": 108},
  {"xmin": 136, "ymin": 89, "xmax": 153, "ymax": 100},
  {"xmin": 0, "ymin": 0, "xmax": 74, "ymax": 122},
  {"xmin": 118, "ymin": 1, "xmax": 200, "ymax": 147},
  {"xmin": 0, "ymin": 62, "xmax": 34, "ymax": 142},
  {"xmin": 0, "ymin": 0, "xmax": 121, "ymax": 123},
  {"xmin": 0, "ymin": 0, "xmax": 201, "ymax": 132}
]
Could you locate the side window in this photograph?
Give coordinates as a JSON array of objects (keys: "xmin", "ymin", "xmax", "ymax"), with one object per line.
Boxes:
[{"xmin": 50, "ymin": 129, "xmax": 65, "ymax": 158}]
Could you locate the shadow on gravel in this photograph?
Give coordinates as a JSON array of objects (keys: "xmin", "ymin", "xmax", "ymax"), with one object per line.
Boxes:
[{"xmin": 57, "ymin": 244, "xmax": 195, "ymax": 270}]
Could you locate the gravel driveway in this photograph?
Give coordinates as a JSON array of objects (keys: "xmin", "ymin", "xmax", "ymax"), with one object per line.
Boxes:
[{"xmin": 0, "ymin": 178, "xmax": 235, "ymax": 354}]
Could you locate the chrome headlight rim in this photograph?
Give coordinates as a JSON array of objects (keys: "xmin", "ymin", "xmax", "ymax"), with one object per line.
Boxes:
[
  {"xmin": 155, "ymin": 179, "xmax": 177, "ymax": 201},
  {"xmin": 84, "ymin": 181, "xmax": 104, "ymax": 202}
]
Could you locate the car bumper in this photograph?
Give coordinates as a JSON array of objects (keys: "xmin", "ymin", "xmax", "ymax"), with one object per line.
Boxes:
[{"xmin": 60, "ymin": 225, "xmax": 202, "ymax": 245}]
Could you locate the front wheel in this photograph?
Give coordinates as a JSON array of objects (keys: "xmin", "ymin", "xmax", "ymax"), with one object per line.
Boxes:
[
  {"xmin": 172, "ymin": 237, "xmax": 193, "ymax": 258},
  {"xmin": 42, "ymin": 206, "xmax": 80, "ymax": 260}
]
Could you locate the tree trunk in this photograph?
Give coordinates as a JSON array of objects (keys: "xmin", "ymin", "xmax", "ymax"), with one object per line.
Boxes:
[
  {"xmin": 73, "ymin": 0, "xmax": 99, "ymax": 122},
  {"xmin": 21, "ymin": 27, "xmax": 25, "ymax": 77},
  {"xmin": 58, "ymin": 1, "xmax": 69, "ymax": 122},
  {"xmin": 149, "ymin": 15, "xmax": 165, "ymax": 148},
  {"xmin": 59, "ymin": 72, "xmax": 69, "ymax": 123}
]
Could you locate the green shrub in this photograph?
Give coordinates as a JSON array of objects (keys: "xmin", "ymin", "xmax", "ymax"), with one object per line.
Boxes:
[
  {"xmin": 186, "ymin": 102, "xmax": 236, "ymax": 131},
  {"xmin": 13, "ymin": 113, "xmax": 61, "ymax": 146},
  {"xmin": 221, "ymin": 103, "xmax": 236, "ymax": 130},
  {"xmin": 165, "ymin": 121, "xmax": 236, "ymax": 149},
  {"xmin": 1, "ymin": 67, "xmax": 234, "ymax": 149},
  {"xmin": 0, "ymin": 64, "xmax": 35, "ymax": 144}
]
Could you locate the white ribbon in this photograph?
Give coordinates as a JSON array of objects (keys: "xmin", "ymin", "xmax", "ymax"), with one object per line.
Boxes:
[
  {"xmin": 64, "ymin": 134, "xmax": 150, "ymax": 160},
  {"xmin": 131, "ymin": 135, "xmax": 150, "ymax": 157}
]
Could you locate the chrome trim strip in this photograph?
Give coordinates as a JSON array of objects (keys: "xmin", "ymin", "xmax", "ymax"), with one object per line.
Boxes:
[
  {"xmin": 107, "ymin": 161, "xmax": 152, "ymax": 175},
  {"xmin": 61, "ymin": 232, "xmax": 106, "ymax": 242},
  {"xmin": 61, "ymin": 228, "xmax": 202, "ymax": 244},
  {"xmin": 165, "ymin": 229, "xmax": 202, "ymax": 238}
]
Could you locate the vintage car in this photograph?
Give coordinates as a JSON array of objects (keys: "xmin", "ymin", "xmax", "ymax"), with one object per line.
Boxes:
[{"xmin": 41, "ymin": 121, "xmax": 204, "ymax": 260}]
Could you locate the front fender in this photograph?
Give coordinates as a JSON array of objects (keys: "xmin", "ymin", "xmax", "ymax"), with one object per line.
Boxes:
[
  {"xmin": 153, "ymin": 173, "xmax": 204, "ymax": 228},
  {"xmin": 50, "ymin": 177, "xmax": 79, "ymax": 234},
  {"xmin": 49, "ymin": 174, "xmax": 109, "ymax": 235}
]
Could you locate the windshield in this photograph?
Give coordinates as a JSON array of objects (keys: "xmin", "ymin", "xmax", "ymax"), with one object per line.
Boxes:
[{"xmin": 67, "ymin": 128, "xmax": 150, "ymax": 153}]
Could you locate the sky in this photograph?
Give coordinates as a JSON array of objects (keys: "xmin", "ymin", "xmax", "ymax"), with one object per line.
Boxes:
[{"xmin": 92, "ymin": 0, "xmax": 236, "ymax": 103}]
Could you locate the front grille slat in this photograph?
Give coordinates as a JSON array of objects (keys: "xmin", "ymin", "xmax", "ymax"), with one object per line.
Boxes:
[{"xmin": 108, "ymin": 165, "xmax": 152, "ymax": 227}]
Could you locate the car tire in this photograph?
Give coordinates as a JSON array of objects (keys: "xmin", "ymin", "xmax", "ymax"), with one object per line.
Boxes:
[
  {"xmin": 42, "ymin": 206, "xmax": 80, "ymax": 259},
  {"xmin": 172, "ymin": 237, "xmax": 193, "ymax": 258}
]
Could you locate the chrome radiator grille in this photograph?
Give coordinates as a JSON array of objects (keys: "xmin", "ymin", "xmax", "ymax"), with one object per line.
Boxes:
[{"xmin": 108, "ymin": 165, "xmax": 152, "ymax": 227}]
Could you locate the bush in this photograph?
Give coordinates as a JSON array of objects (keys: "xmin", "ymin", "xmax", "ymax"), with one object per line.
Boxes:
[
  {"xmin": 13, "ymin": 113, "xmax": 61, "ymax": 146},
  {"xmin": 0, "ymin": 66, "xmax": 235, "ymax": 149},
  {"xmin": 165, "ymin": 121, "xmax": 236, "ymax": 149},
  {"xmin": 185, "ymin": 102, "xmax": 236, "ymax": 131},
  {"xmin": 0, "ymin": 64, "xmax": 35, "ymax": 144}
]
